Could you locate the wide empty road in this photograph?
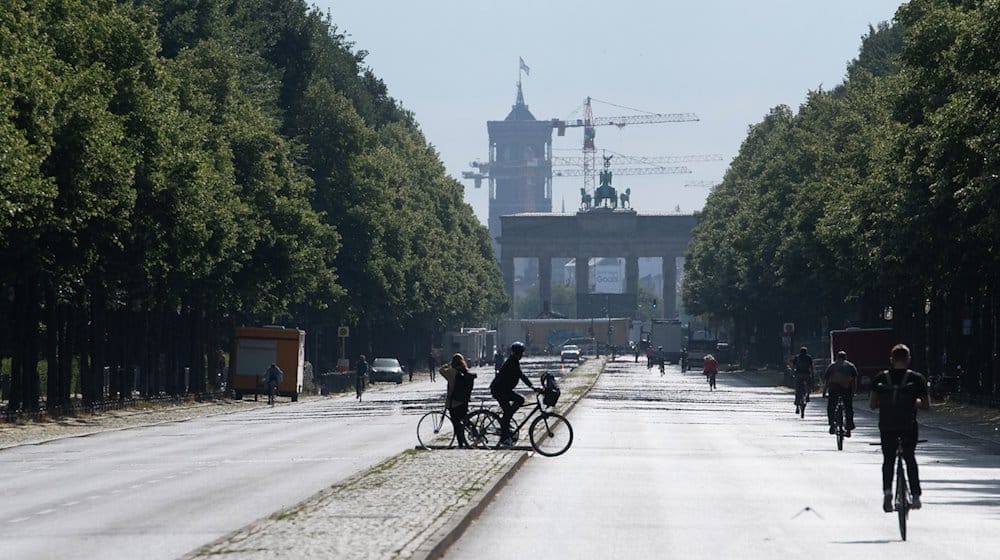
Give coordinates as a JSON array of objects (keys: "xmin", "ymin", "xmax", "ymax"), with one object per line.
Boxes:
[
  {"xmin": 448, "ymin": 358, "xmax": 1000, "ymax": 559},
  {"xmin": 0, "ymin": 358, "xmax": 558, "ymax": 560}
]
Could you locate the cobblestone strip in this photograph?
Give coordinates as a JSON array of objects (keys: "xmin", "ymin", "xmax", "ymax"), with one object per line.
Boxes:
[{"xmin": 185, "ymin": 358, "xmax": 608, "ymax": 560}]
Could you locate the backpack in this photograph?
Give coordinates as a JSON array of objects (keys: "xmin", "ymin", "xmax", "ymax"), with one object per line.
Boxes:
[{"xmin": 541, "ymin": 372, "xmax": 561, "ymax": 407}]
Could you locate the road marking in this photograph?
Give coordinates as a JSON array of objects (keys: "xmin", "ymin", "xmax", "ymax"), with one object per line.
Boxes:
[
  {"xmin": 147, "ymin": 479, "xmax": 159, "ymax": 484},
  {"xmin": 111, "ymin": 489, "xmax": 123, "ymax": 494},
  {"xmin": 36, "ymin": 509, "xmax": 55, "ymax": 516},
  {"xmin": 62, "ymin": 501, "xmax": 80, "ymax": 507},
  {"xmin": 86, "ymin": 495, "xmax": 101, "ymax": 501},
  {"xmin": 9, "ymin": 517, "xmax": 29, "ymax": 524},
  {"xmin": 129, "ymin": 484, "xmax": 141, "ymax": 489}
]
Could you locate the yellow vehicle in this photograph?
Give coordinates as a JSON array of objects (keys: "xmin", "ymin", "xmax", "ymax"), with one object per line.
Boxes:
[{"xmin": 231, "ymin": 326, "xmax": 305, "ymax": 402}]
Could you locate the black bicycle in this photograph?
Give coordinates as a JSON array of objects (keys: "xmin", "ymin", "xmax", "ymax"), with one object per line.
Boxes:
[
  {"xmin": 416, "ymin": 400, "xmax": 505, "ymax": 450},
  {"xmin": 473, "ymin": 378, "xmax": 573, "ymax": 457},
  {"xmin": 793, "ymin": 376, "xmax": 809, "ymax": 418},
  {"xmin": 871, "ymin": 437, "xmax": 927, "ymax": 541},
  {"xmin": 832, "ymin": 395, "xmax": 846, "ymax": 450}
]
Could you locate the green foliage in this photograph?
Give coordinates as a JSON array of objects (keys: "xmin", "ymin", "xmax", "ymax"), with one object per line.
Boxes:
[
  {"xmin": 684, "ymin": 2, "xmax": 1000, "ymax": 367},
  {"xmin": 0, "ymin": 0, "xmax": 505, "ymax": 409}
]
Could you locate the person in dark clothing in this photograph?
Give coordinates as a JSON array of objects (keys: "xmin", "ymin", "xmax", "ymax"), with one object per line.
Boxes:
[
  {"xmin": 870, "ymin": 344, "xmax": 930, "ymax": 512},
  {"xmin": 792, "ymin": 346, "xmax": 814, "ymax": 405},
  {"xmin": 355, "ymin": 355, "xmax": 369, "ymax": 401},
  {"xmin": 440, "ymin": 353, "xmax": 477, "ymax": 448},
  {"xmin": 407, "ymin": 357, "xmax": 416, "ymax": 382},
  {"xmin": 823, "ymin": 350, "xmax": 858, "ymax": 436},
  {"xmin": 427, "ymin": 353, "xmax": 436, "ymax": 382},
  {"xmin": 490, "ymin": 341, "xmax": 538, "ymax": 446}
]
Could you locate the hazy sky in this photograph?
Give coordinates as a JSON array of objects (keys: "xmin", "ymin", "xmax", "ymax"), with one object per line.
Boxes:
[{"xmin": 317, "ymin": 1, "xmax": 906, "ymax": 225}]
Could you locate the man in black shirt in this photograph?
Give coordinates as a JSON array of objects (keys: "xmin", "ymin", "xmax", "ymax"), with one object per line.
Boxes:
[
  {"xmin": 792, "ymin": 346, "xmax": 814, "ymax": 406},
  {"xmin": 490, "ymin": 341, "xmax": 538, "ymax": 446},
  {"xmin": 870, "ymin": 344, "xmax": 930, "ymax": 512}
]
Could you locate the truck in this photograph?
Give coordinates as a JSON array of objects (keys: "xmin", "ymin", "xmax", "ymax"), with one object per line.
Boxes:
[
  {"xmin": 647, "ymin": 319, "xmax": 683, "ymax": 364},
  {"xmin": 231, "ymin": 326, "xmax": 305, "ymax": 401},
  {"xmin": 829, "ymin": 327, "xmax": 899, "ymax": 391}
]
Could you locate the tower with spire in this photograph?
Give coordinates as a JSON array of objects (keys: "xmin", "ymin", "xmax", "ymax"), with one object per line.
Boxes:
[{"xmin": 485, "ymin": 81, "xmax": 553, "ymax": 254}]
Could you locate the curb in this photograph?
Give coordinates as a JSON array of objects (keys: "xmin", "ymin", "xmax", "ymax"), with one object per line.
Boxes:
[{"xmin": 415, "ymin": 357, "xmax": 607, "ymax": 559}]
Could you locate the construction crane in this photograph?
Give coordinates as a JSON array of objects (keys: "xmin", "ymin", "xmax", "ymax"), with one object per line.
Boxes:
[
  {"xmin": 550, "ymin": 97, "xmax": 699, "ymax": 193},
  {"xmin": 551, "ymin": 152, "xmax": 724, "ymax": 167}
]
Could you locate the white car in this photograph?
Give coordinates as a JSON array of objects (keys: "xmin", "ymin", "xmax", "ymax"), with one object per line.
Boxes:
[{"xmin": 560, "ymin": 345, "xmax": 582, "ymax": 363}]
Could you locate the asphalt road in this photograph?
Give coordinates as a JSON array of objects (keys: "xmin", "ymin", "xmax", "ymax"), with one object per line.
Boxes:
[
  {"xmin": 0, "ymin": 358, "xmax": 562, "ymax": 560},
  {"xmin": 447, "ymin": 357, "xmax": 1000, "ymax": 559}
]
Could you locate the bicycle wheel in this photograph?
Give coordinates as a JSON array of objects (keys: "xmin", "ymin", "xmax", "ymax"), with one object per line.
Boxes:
[
  {"xmin": 896, "ymin": 458, "xmax": 909, "ymax": 541},
  {"xmin": 836, "ymin": 402, "xmax": 845, "ymax": 451},
  {"xmin": 417, "ymin": 411, "xmax": 455, "ymax": 450},
  {"xmin": 464, "ymin": 409, "xmax": 503, "ymax": 449},
  {"xmin": 528, "ymin": 412, "xmax": 573, "ymax": 457}
]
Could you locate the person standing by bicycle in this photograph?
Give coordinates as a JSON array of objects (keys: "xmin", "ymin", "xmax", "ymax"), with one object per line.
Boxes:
[
  {"xmin": 264, "ymin": 363, "xmax": 283, "ymax": 405},
  {"xmin": 491, "ymin": 341, "xmax": 539, "ymax": 447},
  {"xmin": 703, "ymin": 353, "xmax": 718, "ymax": 390},
  {"xmin": 870, "ymin": 344, "xmax": 929, "ymax": 512},
  {"xmin": 791, "ymin": 346, "xmax": 814, "ymax": 406},
  {"xmin": 823, "ymin": 350, "xmax": 858, "ymax": 437},
  {"xmin": 440, "ymin": 353, "xmax": 477, "ymax": 448},
  {"xmin": 355, "ymin": 354, "xmax": 369, "ymax": 401}
]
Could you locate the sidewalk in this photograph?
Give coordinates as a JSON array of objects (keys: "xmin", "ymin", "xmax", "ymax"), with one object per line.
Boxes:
[{"xmin": 184, "ymin": 358, "xmax": 606, "ymax": 560}]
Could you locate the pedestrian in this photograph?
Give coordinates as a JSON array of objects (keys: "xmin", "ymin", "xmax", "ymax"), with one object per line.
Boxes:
[
  {"xmin": 703, "ymin": 353, "xmax": 718, "ymax": 390},
  {"xmin": 427, "ymin": 353, "xmax": 436, "ymax": 382},
  {"xmin": 633, "ymin": 342, "xmax": 640, "ymax": 363},
  {"xmin": 407, "ymin": 356, "xmax": 416, "ymax": 382},
  {"xmin": 439, "ymin": 353, "xmax": 477, "ymax": 448},
  {"xmin": 870, "ymin": 344, "xmax": 930, "ymax": 512},
  {"xmin": 355, "ymin": 354, "xmax": 369, "ymax": 401}
]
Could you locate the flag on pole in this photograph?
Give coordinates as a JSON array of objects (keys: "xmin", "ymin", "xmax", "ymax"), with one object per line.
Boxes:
[{"xmin": 519, "ymin": 57, "xmax": 530, "ymax": 76}]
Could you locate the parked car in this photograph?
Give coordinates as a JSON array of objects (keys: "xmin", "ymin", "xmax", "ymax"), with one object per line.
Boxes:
[
  {"xmin": 369, "ymin": 358, "xmax": 403, "ymax": 384},
  {"xmin": 560, "ymin": 344, "xmax": 582, "ymax": 363}
]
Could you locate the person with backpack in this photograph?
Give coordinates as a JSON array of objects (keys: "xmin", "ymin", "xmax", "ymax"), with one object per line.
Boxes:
[
  {"xmin": 440, "ymin": 353, "xmax": 477, "ymax": 448},
  {"xmin": 791, "ymin": 346, "xmax": 814, "ymax": 407},
  {"xmin": 823, "ymin": 350, "xmax": 858, "ymax": 436},
  {"xmin": 870, "ymin": 344, "xmax": 929, "ymax": 512}
]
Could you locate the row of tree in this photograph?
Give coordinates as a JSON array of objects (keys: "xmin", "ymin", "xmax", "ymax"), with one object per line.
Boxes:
[
  {"xmin": 0, "ymin": 0, "xmax": 507, "ymax": 412},
  {"xmin": 683, "ymin": 0, "xmax": 1000, "ymax": 394}
]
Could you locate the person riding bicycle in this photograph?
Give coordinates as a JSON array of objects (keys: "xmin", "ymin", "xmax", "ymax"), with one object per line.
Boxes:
[
  {"xmin": 870, "ymin": 344, "xmax": 929, "ymax": 512},
  {"xmin": 490, "ymin": 341, "xmax": 539, "ymax": 447},
  {"xmin": 494, "ymin": 351, "xmax": 504, "ymax": 373},
  {"xmin": 823, "ymin": 350, "xmax": 858, "ymax": 437},
  {"xmin": 791, "ymin": 346, "xmax": 814, "ymax": 406},
  {"xmin": 263, "ymin": 363, "xmax": 283, "ymax": 405},
  {"xmin": 656, "ymin": 346, "xmax": 666, "ymax": 373},
  {"xmin": 355, "ymin": 355, "xmax": 369, "ymax": 401},
  {"xmin": 703, "ymin": 353, "xmax": 718, "ymax": 390},
  {"xmin": 440, "ymin": 353, "xmax": 477, "ymax": 448}
]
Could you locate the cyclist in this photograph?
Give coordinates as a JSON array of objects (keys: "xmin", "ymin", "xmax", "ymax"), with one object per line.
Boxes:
[
  {"xmin": 490, "ymin": 341, "xmax": 539, "ymax": 447},
  {"xmin": 355, "ymin": 354, "xmax": 369, "ymax": 401},
  {"xmin": 823, "ymin": 350, "xmax": 858, "ymax": 437},
  {"xmin": 494, "ymin": 351, "xmax": 504, "ymax": 373},
  {"xmin": 657, "ymin": 346, "xmax": 666, "ymax": 374},
  {"xmin": 870, "ymin": 344, "xmax": 929, "ymax": 512},
  {"xmin": 440, "ymin": 353, "xmax": 477, "ymax": 448},
  {"xmin": 703, "ymin": 353, "xmax": 718, "ymax": 390},
  {"xmin": 264, "ymin": 363, "xmax": 283, "ymax": 405},
  {"xmin": 791, "ymin": 346, "xmax": 814, "ymax": 408}
]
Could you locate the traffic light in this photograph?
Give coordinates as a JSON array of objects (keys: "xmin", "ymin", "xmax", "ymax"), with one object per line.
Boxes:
[{"xmin": 651, "ymin": 298, "xmax": 657, "ymax": 309}]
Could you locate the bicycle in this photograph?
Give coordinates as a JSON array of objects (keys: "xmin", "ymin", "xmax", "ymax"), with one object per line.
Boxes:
[
  {"xmin": 416, "ymin": 400, "xmax": 502, "ymax": 450},
  {"xmin": 832, "ymin": 395, "xmax": 846, "ymax": 450},
  {"xmin": 355, "ymin": 374, "xmax": 364, "ymax": 401},
  {"xmin": 871, "ymin": 436, "xmax": 927, "ymax": 541},
  {"xmin": 486, "ymin": 385, "xmax": 574, "ymax": 457},
  {"xmin": 793, "ymin": 376, "xmax": 809, "ymax": 418},
  {"xmin": 417, "ymin": 406, "xmax": 456, "ymax": 449}
]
